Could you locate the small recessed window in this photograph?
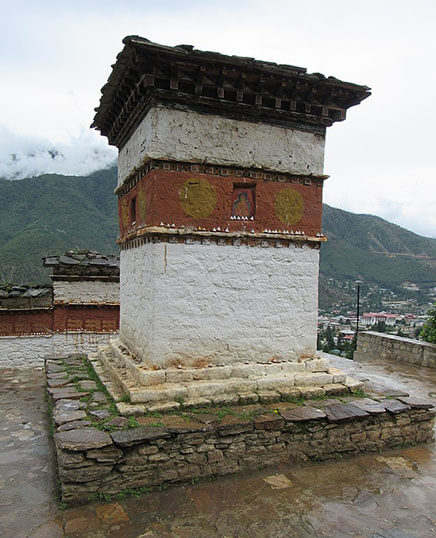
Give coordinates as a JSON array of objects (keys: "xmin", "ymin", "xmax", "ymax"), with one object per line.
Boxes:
[
  {"xmin": 232, "ymin": 184, "xmax": 255, "ymax": 219},
  {"xmin": 130, "ymin": 196, "xmax": 137, "ymax": 225}
]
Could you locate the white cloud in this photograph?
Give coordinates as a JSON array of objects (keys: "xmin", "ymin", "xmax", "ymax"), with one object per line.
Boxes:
[{"xmin": 0, "ymin": 125, "xmax": 116, "ymax": 179}]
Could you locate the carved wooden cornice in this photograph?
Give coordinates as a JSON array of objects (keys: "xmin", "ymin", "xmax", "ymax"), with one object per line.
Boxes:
[{"xmin": 93, "ymin": 36, "xmax": 371, "ymax": 148}]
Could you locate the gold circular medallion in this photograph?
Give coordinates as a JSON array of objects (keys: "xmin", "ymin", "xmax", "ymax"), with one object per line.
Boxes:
[
  {"xmin": 179, "ymin": 179, "xmax": 217, "ymax": 219},
  {"xmin": 274, "ymin": 187, "xmax": 304, "ymax": 226}
]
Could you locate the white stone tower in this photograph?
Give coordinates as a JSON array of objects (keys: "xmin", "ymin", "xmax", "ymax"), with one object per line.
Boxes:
[{"xmin": 92, "ymin": 36, "xmax": 369, "ymax": 409}]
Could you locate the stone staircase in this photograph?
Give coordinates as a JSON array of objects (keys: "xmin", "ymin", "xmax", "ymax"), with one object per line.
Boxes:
[{"xmin": 92, "ymin": 338, "xmax": 363, "ymax": 415}]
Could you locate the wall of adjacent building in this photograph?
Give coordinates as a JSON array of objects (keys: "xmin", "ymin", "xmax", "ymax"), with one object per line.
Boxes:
[
  {"xmin": 0, "ymin": 331, "xmax": 119, "ymax": 368},
  {"xmin": 53, "ymin": 280, "xmax": 119, "ymax": 305},
  {"xmin": 0, "ymin": 280, "xmax": 120, "ymax": 367},
  {"xmin": 0, "ymin": 309, "xmax": 53, "ymax": 335}
]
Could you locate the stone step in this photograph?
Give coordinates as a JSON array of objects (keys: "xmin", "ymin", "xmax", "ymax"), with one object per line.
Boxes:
[
  {"xmin": 96, "ymin": 341, "xmax": 354, "ymax": 414},
  {"xmin": 115, "ymin": 380, "xmax": 354, "ymax": 415},
  {"xmin": 107, "ymin": 338, "xmax": 333, "ymax": 387}
]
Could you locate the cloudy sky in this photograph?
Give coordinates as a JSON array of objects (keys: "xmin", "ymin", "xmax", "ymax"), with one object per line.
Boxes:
[{"xmin": 1, "ymin": 0, "xmax": 435, "ymax": 237}]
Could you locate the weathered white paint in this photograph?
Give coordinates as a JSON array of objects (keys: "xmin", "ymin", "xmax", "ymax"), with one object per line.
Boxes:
[
  {"xmin": 118, "ymin": 106, "xmax": 326, "ymax": 186},
  {"xmin": 53, "ymin": 280, "xmax": 119, "ymax": 304},
  {"xmin": 0, "ymin": 332, "xmax": 118, "ymax": 368},
  {"xmin": 120, "ymin": 242, "xmax": 319, "ymax": 368}
]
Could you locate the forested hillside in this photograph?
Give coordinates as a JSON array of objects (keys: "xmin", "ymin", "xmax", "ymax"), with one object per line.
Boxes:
[
  {"xmin": 321, "ymin": 204, "xmax": 436, "ymax": 286},
  {"xmin": 0, "ymin": 167, "xmax": 118, "ymax": 283}
]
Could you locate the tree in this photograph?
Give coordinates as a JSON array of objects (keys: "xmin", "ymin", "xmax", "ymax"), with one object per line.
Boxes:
[
  {"xmin": 396, "ymin": 327, "xmax": 407, "ymax": 338},
  {"xmin": 372, "ymin": 320, "xmax": 387, "ymax": 333},
  {"xmin": 322, "ymin": 325, "xmax": 336, "ymax": 353},
  {"xmin": 420, "ymin": 302, "xmax": 436, "ymax": 344}
]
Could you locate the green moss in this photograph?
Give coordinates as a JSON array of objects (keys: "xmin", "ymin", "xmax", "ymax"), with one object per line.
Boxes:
[
  {"xmin": 89, "ymin": 485, "xmax": 153, "ymax": 503},
  {"xmin": 43, "ymin": 391, "xmax": 54, "ymax": 437},
  {"xmin": 348, "ymin": 389, "xmax": 370, "ymax": 399},
  {"xmin": 281, "ymin": 395, "xmax": 305, "ymax": 406},
  {"xmin": 93, "ymin": 421, "xmax": 117, "ymax": 433},
  {"xmin": 88, "ymin": 491, "xmax": 113, "ymax": 503},
  {"xmin": 127, "ymin": 416, "xmax": 139, "ymax": 429},
  {"xmin": 174, "ymin": 395, "xmax": 185, "ymax": 407},
  {"xmin": 149, "ymin": 421, "xmax": 165, "ymax": 428},
  {"xmin": 144, "ymin": 411, "xmax": 162, "ymax": 419}
]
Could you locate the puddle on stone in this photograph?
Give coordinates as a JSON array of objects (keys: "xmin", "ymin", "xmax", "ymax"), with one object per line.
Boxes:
[
  {"xmin": 263, "ymin": 474, "xmax": 293, "ymax": 489},
  {"xmin": 376, "ymin": 456, "xmax": 417, "ymax": 480}
]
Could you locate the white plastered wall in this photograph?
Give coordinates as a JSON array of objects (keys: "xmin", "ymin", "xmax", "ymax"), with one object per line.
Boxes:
[
  {"xmin": 53, "ymin": 281, "xmax": 119, "ymax": 304},
  {"xmin": 120, "ymin": 242, "xmax": 319, "ymax": 368},
  {"xmin": 0, "ymin": 332, "xmax": 118, "ymax": 368},
  {"xmin": 118, "ymin": 106, "xmax": 325, "ymax": 186}
]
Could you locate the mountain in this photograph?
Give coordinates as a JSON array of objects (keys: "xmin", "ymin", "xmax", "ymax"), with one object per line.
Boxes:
[
  {"xmin": 321, "ymin": 204, "xmax": 436, "ymax": 284},
  {"xmin": 0, "ymin": 167, "xmax": 118, "ymax": 284},
  {"xmin": 0, "ymin": 168, "xmax": 435, "ymax": 311},
  {"xmin": 320, "ymin": 205, "xmax": 436, "ymax": 309}
]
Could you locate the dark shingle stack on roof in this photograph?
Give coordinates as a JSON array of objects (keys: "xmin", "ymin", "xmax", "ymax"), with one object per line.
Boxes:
[
  {"xmin": 0, "ymin": 285, "xmax": 52, "ymax": 309},
  {"xmin": 43, "ymin": 251, "xmax": 120, "ymax": 280}
]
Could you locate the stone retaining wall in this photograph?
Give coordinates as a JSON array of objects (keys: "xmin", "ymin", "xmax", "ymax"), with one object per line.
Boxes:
[
  {"xmin": 46, "ymin": 356, "xmax": 435, "ymax": 505},
  {"xmin": 355, "ymin": 331, "xmax": 436, "ymax": 368}
]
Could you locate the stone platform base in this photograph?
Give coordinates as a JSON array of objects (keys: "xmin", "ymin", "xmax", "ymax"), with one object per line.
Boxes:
[
  {"xmin": 94, "ymin": 339, "xmax": 362, "ymax": 414},
  {"xmin": 45, "ymin": 355, "xmax": 435, "ymax": 505}
]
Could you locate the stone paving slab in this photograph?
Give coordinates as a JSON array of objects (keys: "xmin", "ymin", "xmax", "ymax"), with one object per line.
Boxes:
[
  {"xmin": 47, "ymin": 377, "xmax": 69, "ymax": 388},
  {"xmin": 281, "ymin": 406, "xmax": 326, "ymax": 422},
  {"xmin": 79, "ymin": 380, "xmax": 97, "ymax": 391},
  {"xmin": 55, "ymin": 399, "xmax": 87, "ymax": 412},
  {"xmin": 105, "ymin": 416, "xmax": 129, "ymax": 428},
  {"xmin": 217, "ymin": 415, "xmax": 253, "ymax": 436},
  {"xmin": 55, "ymin": 428, "xmax": 113, "ymax": 451},
  {"xmin": 46, "ymin": 362, "xmax": 67, "ymax": 374},
  {"xmin": 398, "ymin": 396, "xmax": 434, "ymax": 409},
  {"xmin": 53, "ymin": 409, "xmax": 87, "ymax": 426},
  {"xmin": 380, "ymin": 399, "xmax": 411, "ymax": 414},
  {"xmin": 88, "ymin": 409, "xmax": 112, "ymax": 420},
  {"xmin": 111, "ymin": 427, "xmax": 171, "ymax": 447},
  {"xmin": 48, "ymin": 388, "xmax": 91, "ymax": 401},
  {"xmin": 381, "ymin": 389, "xmax": 410, "ymax": 398},
  {"xmin": 57, "ymin": 420, "xmax": 93, "ymax": 432},
  {"xmin": 349, "ymin": 398, "xmax": 387, "ymax": 415},
  {"xmin": 324, "ymin": 403, "xmax": 370, "ymax": 422}
]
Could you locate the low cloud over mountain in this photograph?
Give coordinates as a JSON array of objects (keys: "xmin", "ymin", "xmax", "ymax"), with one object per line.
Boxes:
[{"xmin": 0, "ymin": 125, "xmax": 117, "ymax": 180}]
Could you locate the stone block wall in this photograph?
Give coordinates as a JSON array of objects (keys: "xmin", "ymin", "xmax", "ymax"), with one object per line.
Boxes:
[
  {"xmin": 355, "ymin": 331, "xmax": 436, "ymax": 368},
  {"xmin": 47, "ymin": 356, "xmax": 435, "ymax": 505},
  {"xmin": 55, "ymin": 408, "xmax": 435, "ymax": 504}
]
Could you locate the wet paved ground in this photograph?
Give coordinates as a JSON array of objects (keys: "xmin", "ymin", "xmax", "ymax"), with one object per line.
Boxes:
[{"xmin": 1, "ymin": 355, "xmax": 436, "ymax": 538}]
